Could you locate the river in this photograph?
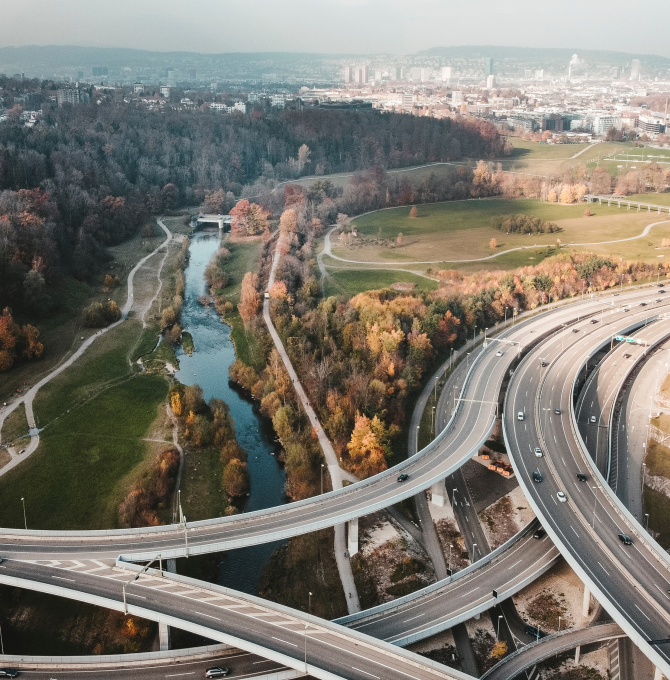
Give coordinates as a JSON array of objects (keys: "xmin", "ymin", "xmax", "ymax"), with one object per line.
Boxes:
[{"xmin": 175, "ymin": 229, "xmax": 286, "ymax": 595}]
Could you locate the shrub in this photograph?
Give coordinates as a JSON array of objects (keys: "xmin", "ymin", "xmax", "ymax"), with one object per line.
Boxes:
[
  {"xmin": 492, "ymin": 213, "xmax": 560, "ymax": 234},
  {"xmin": 82, "ymin": 300, "xmax": 121, "ymax": 327}
]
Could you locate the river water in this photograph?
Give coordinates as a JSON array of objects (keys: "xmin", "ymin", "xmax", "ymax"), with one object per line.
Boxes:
[{"xmin": 175, "ymin": 229, "xmax": 286, "ymax": 595}]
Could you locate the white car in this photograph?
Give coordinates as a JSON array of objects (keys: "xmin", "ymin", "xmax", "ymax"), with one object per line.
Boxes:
[
  {"xmin": 496, "ymin": 350, "xmax": 503, "ymax": 357},
  {"xmin": 557, "ymin": 491, "xmax": 567, "ymax": 503},
  {"xmin": 534, "ymin": 447, "xmax": 543, "ymax": 458},
  {"xmin": 590, "ymin": 415, "xmax": 596, "ymax": 424},
  {"xmin": 517, "ymin": 411, "xmax": 524, "ymax": 421}
]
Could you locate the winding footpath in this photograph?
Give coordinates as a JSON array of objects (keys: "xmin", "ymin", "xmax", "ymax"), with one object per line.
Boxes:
[
  {"xmin": 264, "ymin": 240, "xmax": 362, "ymax": 613},
  {"xmin": 321, "ymin": 217, "xmax": 670, "ymax": 267},
  {"xmin": 0, "ymin": 219, "xmax": 173, "ymax": 478}
]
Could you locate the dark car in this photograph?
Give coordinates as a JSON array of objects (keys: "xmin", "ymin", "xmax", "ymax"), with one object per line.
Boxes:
[
  {"xmin": 533, "ymin": 528, "xmax": 546, "ymax": 539},
  {"xmin": 540, "ymin": 360, "xmax": 548, "ymax": 367},
  {"xmin": 576, "ymin": 472, "xmax": 588, "ymax": 482},
  {"xmin": 618, "ymin": 533, "xmax": 633, "ymax": 545},
  {"xmin": 640, "ymin": 302, "xmax": 647, "ymax": 306},
  {"xmin": 659, "ymin": 283, "xmax": 665, "ymax": 287},
  {"xmin": 205, "ymin": 668, "xmax": 229, "ymax": 679},
  {"xmin": 0, "ymin": 671, "xmax": 19, "ymax": 678},
  {"xmin": 397, "ymin": 473, "xmax": 409, "ymax": 482},
  {"xmin": 572, "ymin": 328, "xmax": 580, "ymax": 333},
  {"xmin": 524, "ymin": 624, "xmax": 546, "ymax": 638},
  {"xmin": 661, "ymin": 290, "xmax": 666, "ymax": 294},
  {"xmin": 533, "ymin": 471, "xmax": 543, "ymax": 483},
  {"xmin": 623, "ymin": 353, "xmax": 631, "ymax": 358},
  {"xmin": 590, "ymin": 319, "xmax": 599, "ymax": 324}
]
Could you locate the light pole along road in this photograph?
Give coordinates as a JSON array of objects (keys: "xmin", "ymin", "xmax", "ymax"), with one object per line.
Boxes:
[{"xmin": 504, "ymin": 300, "xmax": 670, "ymax": 678}]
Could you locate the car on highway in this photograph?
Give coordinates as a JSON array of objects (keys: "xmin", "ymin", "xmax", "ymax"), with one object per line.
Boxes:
[
  {"xmin": 540, "ymin": 360, "xmax": 548, "ymax": 367},
  {"xmin": 623, "ymin": 307, "xmax": 630, "ymax": 312},
  {"xmin": 590, "ymin": 319, "xmax": 599, "ymax": 324},
  {"xmin": 659, "ymin": 283, "xmax": 665, "ymax": 287},
  {"xmin": 618, "ymin": 533, "xmax": 633, "ymax": 545},
  {"xmin": 532, "ymin": 471, "xmax": 543, "ymax": 483},
  {"xmin": 533, "ymin": 528, "xmax": 546, "ymax": 539},
  {"xmin": 524, "ymin": 625, "xmax": 546, "ymax": 638},
  {"xmin": 640, "ymin": 302, "xmax": 647, "ymax": 306},
  {"xmin": 576, "ymin": 472, "xmax": 588, "ymax": 482},
  {"xmin": 496, "ymin": 350, "xmax": 503, "ymax": 357},
  {"xmin": 534, "ymin": 447, "xmax": 543, "ymax": 458},
  {"xmin": 205, "ymin": 668, "xmax": 230, "ymax": 678},
  {"xmin": 554, "ymin": 408, "xmax": 561, "ymax": 415},
  {"xmin": 0, "ymin": 557, "xmax": 3, "ymax": 564},
  {"xmin": 656, "ymin": 299, "xmax": 662, "ymax": 302},
  {"xmin": 397, "ymin": 473, "xmax": 409, "ymax": 482},
  {"xmin": 0, "ymin": 671, "xmax": 19, "ymax": 678},
  {"xmin": 572, "ymin": 328, "xmax": 580, "ymax": 333},
  {"xmin": 623, "ymin": 353, "xmax": 631, "ymax": 358},
  {"xmin": 590, "ymin": 415, "xmax": 596, "ymax": 423},
  {"xmin": 517, "ymin": 411, "xmax": 524, "ymax": 421},
  {"xmin": 557, "ymin": 491, "xmax": 567, "ymax": 503}
]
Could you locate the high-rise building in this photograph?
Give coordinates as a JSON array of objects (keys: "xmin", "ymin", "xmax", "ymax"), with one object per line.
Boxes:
[
  {"xmin": 631, "ymin": 59, "xmax": 641, "ymax": 81},
  {"xmin": 355, "ymin": 65, "xmax": 368, "ymax": 84},
  {"xmin": 484, "ymin": 57, "xmax": 494, "ymax": 77},
  {"xmin": 486, "ymin": 75, "xmax": 495, "ymax": 89},
  {"xmin": 167, "ymin": 69, "xmax": 176, "ymax": 87},
  {"xmin": 374, "ymin": 69, "xmax": 383, "ymax": 82},
  {"xmin": 441, "ymin": 66, "xmax": 452, "ymax": 83},
  {"xmin": 57, "ymin": 88, "xmax": 80, "ymax": 106},
  {"xmin": 343, "ymin": 66, "xmax": 352, "ymax": 83},
  {"xmin": 401, "ymin": 92, "xmax": 413, "ymax": 112},
  {"xmin": 451, "ymin": 91, "xmax": 464, "ymax": 106},
  {"xmin": 393, "ymin": 67, "xmax": 402, "ymax": 80},
  {"xmin": 535, "ymin": 69, "xmax": 544, "ymax": 80},
  {"xmin": 160, "ymin": 86, "xmax": 171, "ymax": 98},
  {"xmin": 420, "ymin": 67, "xmax": 430, "ymax": 82},
  {"xmin": 133, "ymin": 82, "xmax": 144, "ymax": 95}
]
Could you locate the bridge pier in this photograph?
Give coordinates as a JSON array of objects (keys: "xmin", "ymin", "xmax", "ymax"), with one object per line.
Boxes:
[
  {"xmin": 159, "ymin": 559, "xmax": 177, "ymax": 651},
  {"xmin": 655, "ymin": 667, "xmax": 666, "ymax": 680},
  {"xmin": 582, "ymin": 584, "xmax": 591, "ymax": 617},
  {"xmin": 430, "ymin": 480, "xmax": 446, "ymax": 507},
  {"xmin": 348, "ymin": 518, "xmax": 359, "ymax": 556},
  {"xmin": 575, "ymin": 645, "xmax": 581, "ymax": 665}
]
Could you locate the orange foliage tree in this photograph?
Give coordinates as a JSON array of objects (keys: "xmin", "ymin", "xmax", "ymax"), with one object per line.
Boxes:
[{"xmin": 238, "ymin": 272, "xmax": 259, "ymax": 325}]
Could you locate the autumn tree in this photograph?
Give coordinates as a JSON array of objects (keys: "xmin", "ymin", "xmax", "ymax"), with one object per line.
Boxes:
[
  {"xmin": 489, "ymin": 238, "xmax": 497, "ymax": 249},
  {"xmin": 279, "ymin": 208, "xmax": 298, "ymax": 235},
  {"xmin": 238, "ymin": 272, "xmax": 259, "ymax": 325},
  {"xmin": 297, "ymin": 144, "xmax": 311, "ymax": 171},
  {"xmin": 584, "ymin": 208, "xmax": 591, "ymax": 217},
  {"xmin": 0, "ymin": 307, "xmax": 43, "ymax": 372},
  {"xmin": 347, "ymin": 412, "xmax": 390, "ymax": 478},
  {"xmin": 397, "ymin": 232, "xmax": 404, "ymax": 245},
  {"xmin": 201, "ymin": 189, "xmax": 227, "ymax": 214},
  {"xmin": 409, "ymin": 206, "xmax": 418, "ymax": 218},
  {"xmin": 223, "ymin": 458, "xmax": 250, "ymax": 497}
]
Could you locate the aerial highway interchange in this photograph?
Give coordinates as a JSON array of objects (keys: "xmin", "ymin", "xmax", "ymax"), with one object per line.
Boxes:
[{"xmin": 2, "ymin": 270, "xmax": 670, "ymax": 680}]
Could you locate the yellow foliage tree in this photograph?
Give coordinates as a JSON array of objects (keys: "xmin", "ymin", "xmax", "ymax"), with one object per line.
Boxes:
[
  {"xmin": 171, "ymin": 391, "xmax": 183, "ymax": 416},
  {"xmin": 489, "ymin": 237, "xmax": 497, "ymax": 249},
  {"xmin": 347, "ymin": 412, "xmax": 389, "ymax": 478}
]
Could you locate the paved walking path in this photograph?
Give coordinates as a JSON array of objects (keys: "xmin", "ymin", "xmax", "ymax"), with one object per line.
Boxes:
[
  {"xmin": 0, "ymin": 219, "xmax": 172, "ymax": 478},
  {"xmin": 321, "ymin": 217, "xmax": 670, "ymax": 267},
  {"xmin": 264, "ymin": 241, "xmax": 361, "ymax": 614}
]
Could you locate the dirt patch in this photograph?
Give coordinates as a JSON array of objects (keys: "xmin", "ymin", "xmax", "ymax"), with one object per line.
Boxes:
[
  {"xmin": 435, "ymin": 518, "xmax": 470, "ymax": 572},
  {"xmin": 537, "ymin": 646, "xmax": 609, "ymax": 679},
  {"xmin": 411, "ymin": 629, "xmax": 462, "ymax": 673},
  {"xmin": 478, "ymin": 487, "xmax": 535, "ymax": 549},
  {"xmin": 0, "ymin": 448, "xmax": 11, "ymax": 469},
  {"xmin": 390, "ymin": 281, "xmax": 417, "ymax": 291},
  {"xmin": 464, "ymin": 616, "xmax": 502, "ymax": 674},
  {"xmin": 358, "ymin": 512, "xmax": 436, "ymax": 603},
  {"xmin": 514, "ymin": 559, "xmax": 592, "ymax": 631}
]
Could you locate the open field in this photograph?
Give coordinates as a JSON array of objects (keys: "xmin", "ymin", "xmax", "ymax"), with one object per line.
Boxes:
[
  {"xmin": 0, "ymin": 404, "xmax": 29, "ymax": 444},
  {"xmin": 323, "ymin": 268, "xmax": 438, "ymax": 298},
  {"xmin": 0, "ymin": 223, "xmax": 165, "ymax": 404},
  {"xmin": 624, "ymin": 193, "xmax": 670, "ymax": 207},
  {"xmin": 330, "ymin": 198, "xmax": 670, "ymax": 268},
  {"xmin": 222, "ymin": 237, "xmax": 264, "ymax": 304}
]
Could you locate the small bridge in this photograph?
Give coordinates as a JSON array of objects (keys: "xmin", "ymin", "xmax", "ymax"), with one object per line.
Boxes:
[
  {"xmin": 585, "ymin": 194, "xmax": 670, "ymax": 214},
  {"xmin": 193, "ymin": 213, "xmax": 232, "ymax": 231}
]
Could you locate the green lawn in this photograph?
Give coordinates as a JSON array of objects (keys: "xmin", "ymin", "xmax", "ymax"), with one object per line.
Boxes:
[
  {"xmin": 624, "ymin": 193, "xmax": 670, "ymax": 207},
  {"xmin": 0, "ymin": 374, "xmax": 167, "ymax": 530},
  {"xmin": 324, "ymin": 269, "xmax": 438, "ymax": 298},
  {"xmin": 224, "ymin": 239, "xmax": 263, "ymax": 304},
  {"xmin": 1, "ymin": 405, "xmax": 29, "ymax": 444}
]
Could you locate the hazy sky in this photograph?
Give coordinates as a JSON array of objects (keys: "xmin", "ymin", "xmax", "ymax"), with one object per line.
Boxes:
[{"xmin": 2, "ymin": 0, "xmax": 670, "ymax": 57}]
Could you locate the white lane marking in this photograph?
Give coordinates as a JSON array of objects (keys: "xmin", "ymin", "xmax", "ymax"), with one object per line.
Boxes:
[
  {"xmin": 404, "ymin": 613, "xmax": 425, "ymax": 622},
  {"xmin": 165, "ymin": 674, "xmax": 196, "ymax": 677},
  {"xmin": 461, "ymin": 587, "xmax": 480, "ymax": 598},
  {"xmin": 634, "ymin": 604, "xmax": 650, "ymax": 620},
  {"xmin": 51, "ymin": 576, "xmax": 75, "ymax": 582},
  {"xmin": 272, "ymin": 636, "xmax": 297, "ymax": 647},
  {"xmin": 654, "ymin": 584, "xmax": 670, "ymax": 600},
  {"xmin": 197, "ymin": 612, "xmax": 221, "ymax": 621},
  {"xmin": 130, "ymin": 594, "xmax": 147, "ymax": 599},
  {"xmin": 597, "ymin": 562, "xmax": 610, "ymax": 575},
  {"xmin": 352, "ymin": 668, "xmax": 380, "ymax": 679},
  {"xmin": 571, "ymin": 526, "xmax": 579, "ymax": 538},
  {"xmin": 508, "ymin": 560, "xmax": 522, "ymax": 570}
]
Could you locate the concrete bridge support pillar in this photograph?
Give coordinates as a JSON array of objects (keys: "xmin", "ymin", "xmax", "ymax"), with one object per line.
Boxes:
[
  {"xmin": 655, "ymin": 667, "xmax": 666, "ymax": 680},
  {"xmin": 582, "ymin": 584, "xmax": 591, "ymax": 618},
  {"xmin": 348, "ymin": 518, "xmax": 359, "ymax": 556},
  {"xmin": 430, "ymin": 480, "xmax": 445, "ymax": 507},
  {"xmin": 159, "ymin": 559, "xmax": 177, "ymax": 651},
  {"xmin": 575, "ymin": 646, "xmax": 581, "ymax": 665}
]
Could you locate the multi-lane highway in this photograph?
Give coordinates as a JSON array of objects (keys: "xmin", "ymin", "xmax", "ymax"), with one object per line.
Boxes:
[
  {"xmin": 2, "ymin": 285, "xmax": 670, "ymax": 679},
  {"xmin": 504, "ymin": 299, "xmax": 670, "ymax": 676}
]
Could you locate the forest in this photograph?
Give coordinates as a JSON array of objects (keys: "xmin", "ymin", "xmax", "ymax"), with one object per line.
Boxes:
[{"xmin": 0, "ymin": 102, "xmax": 506, "ymax": 333}]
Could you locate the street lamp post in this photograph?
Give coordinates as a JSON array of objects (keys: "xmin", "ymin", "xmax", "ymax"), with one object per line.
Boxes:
[
  {"xmin": 497, "ymin": 614, "xmax": 504, "ymax": 640},
  {"xmin": 473, "ymin": 542, "xmax": 478, "ymax": 559},
  {"xmin": 466, "ymin": 352, "xmax": 471, "ymax": 371},
  {"xmin": 308, "ymin": 591, "xmax": 312, "ymax": 615},
  {"xmin": 434, "ymin": 376, "xmax": 439, "ymax": 403},
  {"xmin": 416, "ymin": 425, "xmax": 420, "ymax": 452},
  {"xmin": 320, "ymin": 464, "xmax": 324, "ymax": 495},
  {"xmin": 448, "ymin": 543, "xmax": 453, "ymax": 575},
  {"xmin": 432, "ymin": 406, "xmax": 436, "ymax": 439},
  {"xmin": 645, "ymin": 513, "xmax": 650, "ymax": 531},
  {"xmin": 20, "ymin": 497, "xmax": 26, "ymax": 530}
]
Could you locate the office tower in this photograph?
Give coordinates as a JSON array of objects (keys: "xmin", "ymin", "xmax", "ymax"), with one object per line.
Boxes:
[
  {"xmin": 441, "ymin": 66, "xmax": 452, "ymax": 83},
  {"xmin": 486, "ymin": 75, "xmax": 495, "ymax": 89},
  {"xmin": 420, "ymin": 67, "xmax": 430, "ymax": 82},
  {"xmin": 451, "ymin": 91, "xmax": 463, "ymax": 106},
  {"xmin": 374, "ymin": 69, "xmax": 383, "ymax": 82},
  {"xmin": 401, "ymin": 92, "xmax": 413, "ymax": 112},
  {"xmin": 167, "ymin": 69, "xmax": 176, "ymax": 87},
  {"xmin": 343, "ymin": 66, "xmax": 352, "ymax": 83},
  {"xmin": 484, "ymin": 57, "xmax": 493, "ymax": 77},
  {"xmin": 631, "ymin": 59, "xmax": 641, "ymax": 81}
]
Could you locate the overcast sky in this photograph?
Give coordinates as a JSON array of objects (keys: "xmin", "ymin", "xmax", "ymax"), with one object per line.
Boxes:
[{"xmin": 2, "ymin": 0, "xmax": 669, "ymax": 57}]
